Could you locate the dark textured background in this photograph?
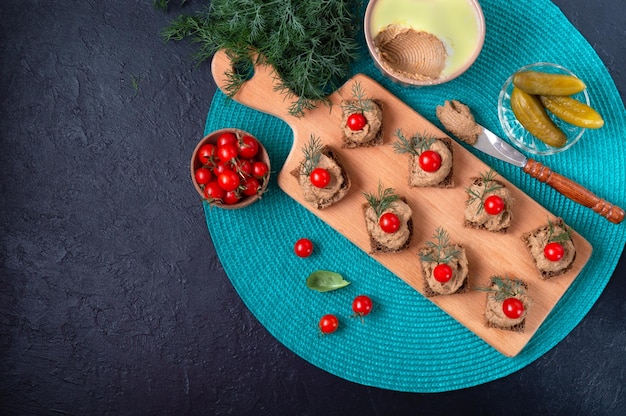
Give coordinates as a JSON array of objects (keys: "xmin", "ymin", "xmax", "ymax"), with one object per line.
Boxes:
[{"xmin": 1, "ymin": 1, "xmax": 624, "ymax": 415}]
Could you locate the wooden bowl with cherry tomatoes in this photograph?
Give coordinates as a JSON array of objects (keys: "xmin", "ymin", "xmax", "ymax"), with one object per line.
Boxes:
[{"xmin": 190, "ymin": 128, "xmax": 271, "ymax": 209}]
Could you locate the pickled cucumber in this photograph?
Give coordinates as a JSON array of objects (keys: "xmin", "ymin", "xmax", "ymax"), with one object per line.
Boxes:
[
  {"xmin": 513, "ymin": 71, "xmax": 586, "ymax": 96},
  {"xmin": 510, "ymin": 87, "xmax": 567, "ymax": 148},
  {"xmin": 540, "ymin": 95, "xmax": 605, "ymax": 129}
]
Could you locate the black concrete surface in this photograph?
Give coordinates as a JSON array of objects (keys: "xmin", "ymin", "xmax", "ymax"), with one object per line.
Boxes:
[{"xmin": 1, "ymin": 1, "xmax": 624, "ymax": 415}]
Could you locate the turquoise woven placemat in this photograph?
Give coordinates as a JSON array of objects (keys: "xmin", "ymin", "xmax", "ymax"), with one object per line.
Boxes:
[{"xmin": 201, "ymin": 0, "xmax": 626, "ymax": 392}]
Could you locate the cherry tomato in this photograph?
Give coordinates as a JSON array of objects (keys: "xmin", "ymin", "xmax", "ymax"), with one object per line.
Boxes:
[
  {"xmin": 223, "ymin": 190, "xmax": 242, "ymax": 205},
  {"xmin": 237, "ymin": 135, "xmax": 259, "ymax": 159},
  {"xmin": 194, "ymin": 167, "xmax": 212, "ymax": 185},
  {"xmin": 203, "ymin": 180, "xmax": 225, "ymax": 202},
  {"xmin": 197, "ymin": 143, "xmax": 216, "ymax": 165},
  {"xmin": 419, "ymin": 150, "xmax": 442, "ymax": 172},
  {"xmin": 212, "ymin": 161, "xmax": 229, "ymax": 175},
  {"xmin": 252, "ymin": 161, "xmax": 269, "ymax": 179},
  {"xmin": 544, "ymin": 242, "xmax": 565, "ymax": 262},
  {"xmin": 310, "ymin": 167, "xmax": 331, "ymax": 188},
  {"xmin": 294, "ymin": 238, "xmax": 313, "ymax": 258},
  {"xmin": 217, "ymin": 143, "xmax": 238, "ymax": 162},
  {"xmin": 217, "ymin": 170, "xmax": 241, "ymax": 192},
  {"xmin": 352, "ymin": 295, "xmax": 373, "ymax": 317},
  {"xmin": 234, "ymin": 158, "xmax": 253, "ymax": 176},
  {"xmin": 319, "ymin": 314, "xmax": 339, "ymax": 334},
  {"xmin": 217, "ymin": 132, "xmax": 237, "ymax": 147},
  {"xmin": 379, "ymin": 212, "xmax": 400, "ymax": 234},
  {"xmin": 433, "ymin": 263, "xmax": 453, "ymax": 283},
  {"xmin": 346, "ymin": 113, "xmax": 367, "ymax": 131},
  {"xmin": 502, "ymin": 297, "xmax": 524, "ymax": 319},
  {"xmin": 484, "ymin": 195, "xmax": 505, "ymax": 215},
  {"xmin": 241, "ymin": 177, "xmax": 261, "ymax": 196}
]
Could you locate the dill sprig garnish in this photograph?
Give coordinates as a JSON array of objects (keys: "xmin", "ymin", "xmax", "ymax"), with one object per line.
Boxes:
[
  {"xmin": 299, "ymin": 135, "xmax": 324, "ymax": 177},
  {"xmin": 466, "ymin": 169, "xmax": 503, "ymax": 214},
  {"xmin": 547, "ymin": 218, "xmax": 572, "ymax": 243},
  {"xmin": 419, "ymin": 227, "xmax": 461, "ymax": 264},
  {"xmin": 161, "ymin": 0, "xmax": 362, "ymax": 117},
  {"xmin": 393, "ymin": 129, "xmax": 436, "ymax": 157},
  {"xmin": 363, "ymin": 181, "xmax": 399, "ymax": 218},
  {"xmin": 475, "ymin": 276, "xmax": 526, "ymax": 303},
  {"xmin": 341, "ymin": 81, "xmax": 373, "ymax": 114}
]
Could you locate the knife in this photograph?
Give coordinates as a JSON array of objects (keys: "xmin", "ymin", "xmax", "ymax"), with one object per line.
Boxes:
[{"xmin": 439, "ymin": 108, "xmax": 624, "ymax": 224}]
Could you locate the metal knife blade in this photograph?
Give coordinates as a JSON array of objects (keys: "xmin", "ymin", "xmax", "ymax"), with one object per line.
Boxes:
[{"xmin": 473, "ymin": 126, "xmax": 527, "ymax": 168}]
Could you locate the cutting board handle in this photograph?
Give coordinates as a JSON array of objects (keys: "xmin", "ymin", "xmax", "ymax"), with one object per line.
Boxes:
[
  {"xmin": 524, "ymin": 158, "xmax": 625, "ymax": 224},
  {"xmin": 211, "ymin": 49, "xmax": 300, "ymax": 124}
]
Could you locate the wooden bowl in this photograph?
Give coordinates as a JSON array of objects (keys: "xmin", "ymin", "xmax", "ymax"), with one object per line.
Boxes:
[{"xmin": 190, "ymin": 128, "xmax": 271, "ymax": 209}]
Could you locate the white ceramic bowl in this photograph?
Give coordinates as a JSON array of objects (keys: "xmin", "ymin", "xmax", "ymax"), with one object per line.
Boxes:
[{"xmin": 364, "ymin": 0, "xmax": 485, "ymax": 86}]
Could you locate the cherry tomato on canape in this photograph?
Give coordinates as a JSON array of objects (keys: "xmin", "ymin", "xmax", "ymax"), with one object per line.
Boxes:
[
  {"xmin": 419, "ymin": 150, "xmax": 442, "ymax": 172},
  {"xmin": 346, "ymin": 113, "xmax": 367, "ymax": 131},
  {"xmin": 484, "ymin": 195, "xmax": 504, "ymax": 215},
  {"xmin": 502, "ymin": 297, "xmax": 524, "ymax": 319},
  {"xmin": 433, "ymin": 263, "xmax": 453, "ymax": 283},
  {"xmin": 379, "ymin": 212, "xmax": 400, "ymax": 234},
  {"xmin": 310, "ymin": 167, "xmax": 331, "ymax": 188},
  {"xmin": 544, "ymin": 242, "xmax": 565, "ymax": 262}
]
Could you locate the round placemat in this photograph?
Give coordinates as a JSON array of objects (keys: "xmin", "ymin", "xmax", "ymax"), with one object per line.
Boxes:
[{"xmin": 201, "ymin": 0, "xmax": 626, "ymax": 392}]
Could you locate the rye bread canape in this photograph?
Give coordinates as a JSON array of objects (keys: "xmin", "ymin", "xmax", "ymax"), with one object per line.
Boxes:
[
  {"xmin": 521, "ymin": 217, "xmax": 576, "ymax": 279},
  {"xmin": 418, "ymin": 227, "xmax": 469, "ymax": 297},
  {"xmin": 291, "ymin": 135, "xmax": 351, "ymax": 209},
  {"xmin": 479, "ymin": 275, "xmax": 532, "ymax": 333},
  {"xmin": 393, "ymin": 128, "xmax": 454, "ymax": 188},
  {"xmin": 464, "ymin": 169, "xmax": 514, "ymax": 233},
  {"xmin": 340, "ymin": 81, "xmax": 383, "ymax": 148},
  {"xmin": 362, "ymin": 182, "xmax": 413, "ymax": 253}
]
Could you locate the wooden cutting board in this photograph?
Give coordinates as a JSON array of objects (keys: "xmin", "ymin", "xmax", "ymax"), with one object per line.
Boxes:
[{"xmin": 210, "ymin": 50, "xmax": 592, "ymax": 357}]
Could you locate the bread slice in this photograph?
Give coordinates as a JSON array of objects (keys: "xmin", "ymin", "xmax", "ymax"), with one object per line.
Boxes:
[
  {"xmin": 464, "ymin": 178, "xmax": 511, "ymax": 233},
  {"xmin": 341, "ymin": 100, "xmax": 384, "ymax": 148},
  {"xmin": 521, "ymin": 218, "xmax": 576, "ymax": 280},
  {"xmin": 362, "ymin": 197, "xmax": 413, "ymax": 254},
  {"xmin": 291, "ymin": 145, "xmax": 351, "ymax": 210},
  {"xmin": 408, "ymin": 137, "xmax": 454, "ymax": 188},
  {"xmin": 486, "ymin": 316, "xmax": 526, "ymax": 333},
  {"xmin": 484, "ymin": 277, "xmax": 529, "ymax": 333},
  {"xmin": 419, "ymin": 243, "xmax": 469, "ymax": 297}
]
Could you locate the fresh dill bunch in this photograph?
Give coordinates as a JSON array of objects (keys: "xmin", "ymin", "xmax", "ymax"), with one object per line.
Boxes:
[
  {"xmin": 419, "ymin": 227, "xmax": 461, "ymax": 264},
  {"xmin": 466, "ymin": 169, "xmax": 503, "ymax": 214},
  {"xmin": 475, "ymin": 276, "xmax": 526, "ymax": 303},
  {"xmin": 393, "ymin": 129, "xmax": 436, "ymax": 157},
  {"xmin": 161, "ymin": 0, "xmax": 362, "ymax": 117},
  {"xmin": 547, "ymin": 218, "xmax": 572, "ymax": 243},
  {"xmin": 363, "ymin": 181, "xmax": 399, "ymax": 218},
  {"xmin": 299, "ymin": 135, "xmax": 324, "ymax": 177},
  {"xmin": 341, "ymin": 81, "xmax": 373, "ymax": 114}
]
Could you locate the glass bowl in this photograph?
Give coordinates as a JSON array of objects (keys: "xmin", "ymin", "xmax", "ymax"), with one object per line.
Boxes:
[{"xmin": 498, "ymin": 62, "xmax": 589, "ymax": 156}]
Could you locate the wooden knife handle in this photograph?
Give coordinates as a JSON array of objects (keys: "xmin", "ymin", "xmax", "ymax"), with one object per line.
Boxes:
[{"xmin": 524, "ymin": 158, "xmax": 624, "ymax": 224}]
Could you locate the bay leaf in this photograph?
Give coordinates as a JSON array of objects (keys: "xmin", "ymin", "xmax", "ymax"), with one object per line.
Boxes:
[{"xmin": 306, "ymin": 270, "xmax": 351, "ymax": 292}]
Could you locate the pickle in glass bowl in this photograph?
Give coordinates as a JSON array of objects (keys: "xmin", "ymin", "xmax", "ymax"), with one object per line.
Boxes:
[{"xmin": 498, "ymin": 62, "xmax": 592, "ymax": 156}]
